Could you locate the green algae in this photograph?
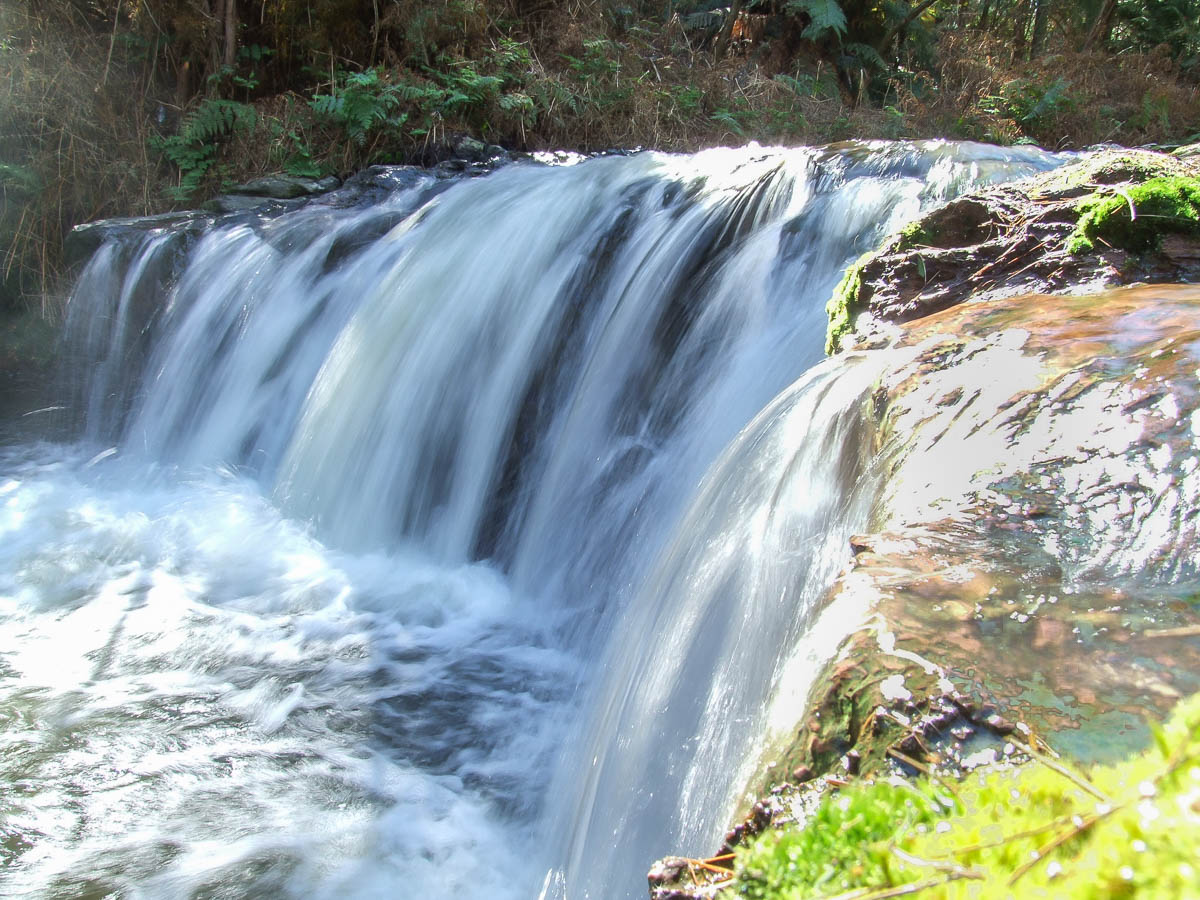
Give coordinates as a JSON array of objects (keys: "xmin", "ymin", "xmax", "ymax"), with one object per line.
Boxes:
[
  {"xmin": 733, "ymin": 691, "xmax": 1200, "ymax": 899},
  {"xmin": 825, "ymin": 254, "xmax": 869, "ymax": 355},
  {"xmin": 1067, "ymin": 176, "xmax": 1200, "ymax": 255}
]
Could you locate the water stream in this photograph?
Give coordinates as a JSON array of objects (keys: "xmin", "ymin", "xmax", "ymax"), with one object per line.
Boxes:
[{"xmin": 1, "ymin": 142, "xmax": 1064, "ymax": 898}]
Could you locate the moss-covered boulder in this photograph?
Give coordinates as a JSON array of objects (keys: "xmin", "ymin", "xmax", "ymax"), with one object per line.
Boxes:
[{"xmin": 826, "ymin": 148, "xmax": 1200, "ymax": 354}]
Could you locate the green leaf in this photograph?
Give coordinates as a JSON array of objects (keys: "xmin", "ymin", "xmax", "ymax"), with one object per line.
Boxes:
[{"xmin": 786, "ymin": 0, "xmax": 847, "ymax": 40}]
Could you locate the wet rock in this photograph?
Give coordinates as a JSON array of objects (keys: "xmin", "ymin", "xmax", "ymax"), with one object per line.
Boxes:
[
  {"xmin": 453, "ymin": 136, "xmax": 489, "ymax": 162},
  {"xmin": 984, "ymin": 714, "xmax": 1016, "ymax": 735},
  {"xmin": 67, "ymin": 209, "xmax": 216, "ymax": 263},
  {"xmin": 842, "ymin": 750, "xmax": 861, "ymax": 775},
  {"xmin": 647, "ymin": 858, "xmax": 689, "ymax": 886},
  {"xmin": 205, "ymin": 194, "xmax": 305, "ymax": 214},
  {"xmin": 228, "ymin": 174, "xmax": 342, "ymax": 199},
  {"xmin": 827, "ymin": 147, "xmax": 1200, "ymax": 353},
  {"xmin": 679, "ymin": 284, "xmax": 1200, "ymax": 900}
]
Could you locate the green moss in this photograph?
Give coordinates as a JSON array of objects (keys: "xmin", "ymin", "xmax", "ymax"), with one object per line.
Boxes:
[
  {"xmin": 1034, "ymin": 150, "xmax": 1194, "ymax": 199},
  {"xmin": 825, "ymin": 255, "xmax": 870, "ymax": 355},
  {"xmin": 1067, "ymin": 176, "xmax": 1200, "ymax": 255},
  {"xmin": 895, "ymin": 221, "xmax": 932, "ymax": 252},
  {"xmin": 735, "ymin": 780, "xmax": 944, "ymax": 899},
  {"xmin": 734, "ymin": 691, "xmax": 1200, "ymax": 899}
]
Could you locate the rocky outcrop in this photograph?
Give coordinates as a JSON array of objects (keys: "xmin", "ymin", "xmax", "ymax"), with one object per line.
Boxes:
[
  {"xmin": 827, "ymin": 147, "xmax": 1200, "ymax": 353},
  {"xmin": 651, "ymin": 147, "xmax": 1200, "ymax": 895}
]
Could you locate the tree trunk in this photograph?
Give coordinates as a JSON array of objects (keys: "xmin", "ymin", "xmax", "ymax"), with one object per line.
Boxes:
[
  {"xmin": 1029, "ymin": 0, "xmax": 1051, "ymax": 59},
  {"xmin": 713, "ymin": 0, "xmax": 745, "ymax": 61},
  {"xmin": 223, "ymin": 0, "xmax": 238, "ymax": 70},
  {"xmin": 1083, "ymin": 0, "xmax": 1117, "ymax": 51},
  {"xmin": 977, "ymin": 0, "xmax": 992, "ymax": 33},
  {"xmin": 876, "ymin": 0, "xmax": 941, "ymax": 55},
  {"xmin": 1012, "ymin": 0, "xmax": 1032, "ymax": 59}
]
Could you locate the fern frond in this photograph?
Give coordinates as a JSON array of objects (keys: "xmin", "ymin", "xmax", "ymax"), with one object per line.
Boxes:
[
  {"xmin": 786, "ymin": 0, "xmax": 848, "ymax": 40},
  {"xmin": 843, "ymin": 42, "xmax": 889, "ymax": 71}
]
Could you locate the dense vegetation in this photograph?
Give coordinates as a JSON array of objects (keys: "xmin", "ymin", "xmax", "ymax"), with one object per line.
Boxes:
[
  {"xmin": 733, "ymin": 691, "xmax": 1200, "ymax": 898},
  {"xmin": 2, "ymin": 0, "xmax": 1199, "ymax": 311}
]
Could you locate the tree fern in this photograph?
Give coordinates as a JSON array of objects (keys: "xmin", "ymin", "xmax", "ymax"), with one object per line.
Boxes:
[{"xmin": 786, "ymin": 0, "xmax": 847, "ymax": 40}]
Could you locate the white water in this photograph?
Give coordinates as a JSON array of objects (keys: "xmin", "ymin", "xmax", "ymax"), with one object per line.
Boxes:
[{"xmin": 2, "ymin": 142, "xmax": 1063, "ymax": 898}]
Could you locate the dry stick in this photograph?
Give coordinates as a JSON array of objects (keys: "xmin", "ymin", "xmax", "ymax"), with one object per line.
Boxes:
[
  {"xmin": 1007, "ymin": 737, "xmax": 1111, "ymax": 804},
  {"xmin": 885, "ymin": 747, "xmax": 961, "ymax": 801},
  {"xmin": 1113, "ymin": 186, "xmax": 1137, "ymax": 220},
  {"xmin": 1006, "ymin": 809, "xmax": 1109, "ymax": 886},
  {"xmin": 820, "ymin": 870, "xmax": 981, "ymax": 900},
  {"xmin": 918, "ymin": 811, "xmax": 1080, "ymax": 860},
  {"xmin": 3, "ymin": 207, "xmax": 30, "ymax": 280},
  {"xmin": 1144, "ymin": 625, "xmax": 1200, "ymax": 638},
  {"xmin": 682, "ymin": 858, "xmax": 735, "ymax": 881},
  {"xmin": 101, "ymin": 0, "xmax": 123, "ymax": 88},
  {"xmin": 889, "ymin": 845, "xmax": 984, "ymax": 878}
]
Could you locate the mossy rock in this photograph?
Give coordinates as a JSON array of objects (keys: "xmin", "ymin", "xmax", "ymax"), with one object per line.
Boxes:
[
  {"xmin": 824, "ymin": 255, "xmax": 869, "ymax": 354},
  {"xmin": 1067, "ymin": 175, "xmax": 1200, "ymax": 254},
  {"xmin": 824, "ymin": 147, "xmax": 1200, "ymax": 354}
]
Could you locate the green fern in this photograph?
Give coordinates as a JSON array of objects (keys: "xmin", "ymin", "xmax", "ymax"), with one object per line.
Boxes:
[
  {"xmin": 180, "ymin": 99, "xmax": 256, "ymax": 144},
  {"xmin": 786, "ymin": 0, "xmax": 848, "ymax": 40},
  {"xmin": 498, "ymin": 91, "xmax": 536, "ymax": 120},
  {"xmin": 151, "ymin": 99, "xmax": 256, "ymax": 199},
  {"xmin": 310, "ymin": 68, "xmax": 407, "ymax": 146},
  {"xmin": 773, "ymin": 73, "xmax": 816, "ymax": 96},
  {"xmin": 0, "ymin": 163, "xmax": 40, "ymax": 197},
  {"xmin": 843, "ymin": 41, "xmax": 889, "ymax": 72}
]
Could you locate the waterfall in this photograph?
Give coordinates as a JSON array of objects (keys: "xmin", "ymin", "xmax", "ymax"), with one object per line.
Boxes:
[{"xmin": 2, "ymin": 142, "xmax": 1063, "ymax": 899}]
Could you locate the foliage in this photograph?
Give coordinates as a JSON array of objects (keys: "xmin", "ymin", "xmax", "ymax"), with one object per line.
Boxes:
[
  {"xmin": 1068, "ymin": 176, "xmax": 1200, "ymax": 254},
  {"xmin": 734, "ymin": 691, "xmax": 1200, "ymax": 899},
  {"xmin": 1119, "ymin": 0, "xmax": 1200, "ymax": 71},
  {"xmin": 979, "ymin": 76, "xmax": 1076, "ymax": 133},
  {"xmin": 736, "ymin": 780, "xmax": 944, "ymax": 898},
  {"xmin": 152, "ymin": 99, "xmax": 257, "ymax": 199},
  {"xmin": 786, "ymin": 0, "xmax": 848, "ymax": 41},
  {"xmin": 8, "ymin": 0, "xmax": 1200, "ymax": 313},
  {"xmin": 310, "ymin": 68, "xmax": 410, "ymax": 147}
]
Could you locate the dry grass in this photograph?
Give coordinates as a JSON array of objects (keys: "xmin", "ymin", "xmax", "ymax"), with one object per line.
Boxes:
[
  {"xmin": 1, "ymin": 3, "xmax": 167, "ymax": 314},
  {"xmin": 919, "ymin": 32, "xmax": 1200, "ymax": 149}
]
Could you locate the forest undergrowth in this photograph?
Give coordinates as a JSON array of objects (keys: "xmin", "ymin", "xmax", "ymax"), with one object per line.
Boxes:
[{"xmin": 2, "ymin": 0, "xmax": 1199, "ymax": 313}]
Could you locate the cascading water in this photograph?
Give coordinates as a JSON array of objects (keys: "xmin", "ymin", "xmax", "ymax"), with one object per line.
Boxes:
[{"xmin": 1, "ymin": 142, "xmax": 1064, "ymax": 899}]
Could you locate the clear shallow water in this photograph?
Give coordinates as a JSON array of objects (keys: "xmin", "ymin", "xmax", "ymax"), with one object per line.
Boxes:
[{"xmin": 1, "ymin": 142, "xmax": 1066, "ymax": 898}]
